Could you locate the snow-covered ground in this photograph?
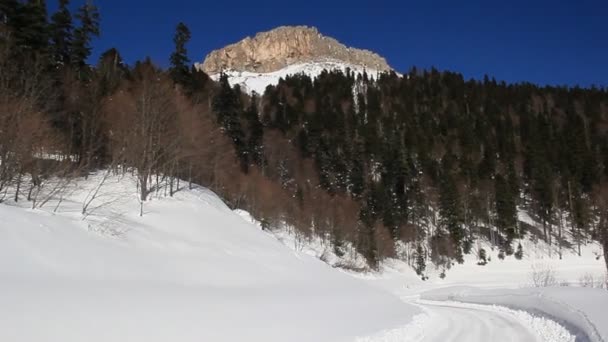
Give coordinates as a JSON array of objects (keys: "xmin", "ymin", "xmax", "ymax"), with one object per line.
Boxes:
[
  {"xmin": 244, "ymin": 196, "xmax": 606, "ymax": 341},
  {"xmin": 211, "ymin": 59, "xmax": 384, "ymax": 94},
  {"xmin": 1, "ymin": 172, "xmax": 606, "ymax": 341},
  {"xmin": 0, "ymin": 172, "xmax": 416, "ymax": 342}
]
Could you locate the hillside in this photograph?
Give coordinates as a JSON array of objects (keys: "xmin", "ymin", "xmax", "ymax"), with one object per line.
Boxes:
[{"xmin": 0, "ymin": 173, "xmax": 417, "ymax": 342}]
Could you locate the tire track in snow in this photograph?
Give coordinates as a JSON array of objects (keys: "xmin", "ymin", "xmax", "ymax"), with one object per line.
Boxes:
[{"xmin": 413, "ymin": 300, "xmax": 575, "ymax": 342}]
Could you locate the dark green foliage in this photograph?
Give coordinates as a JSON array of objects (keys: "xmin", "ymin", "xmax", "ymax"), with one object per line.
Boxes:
[
  {"xmin": 71, "ymin": 1, "xmax": 100, "ymax": 70},
  {"xmin": 245, "ymin": 94, "xmax": 264, "ymax": 168},
  {"xmin": 49, "ymin": 0, "xmax": 72, "ymax": 65},
  {"xmin": 495, "ymin": 174, "xmax": 517, "ymax": 246},
  {"xmin": 439, "ymin": 156, "xmax": 464, "ymax": 263},
  {"xmin": 18, "ymin": 0, "xmax": 49, "ymax": 54},
  {"xmin": 169, "ymin": 22, "xmax": 191, "ymax": 87},
  {"xmin": 212, "ymin": 74, "xmax": 248, "ymax": 172},
  {"xmin": 96, "ymin": 48, "xmax": 128, "ymax": 96}
]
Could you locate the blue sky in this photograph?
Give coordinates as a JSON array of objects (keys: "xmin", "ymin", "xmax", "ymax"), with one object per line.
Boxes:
[{"xmin": 53, "ymin": 0, "xmax": 608, "ymax": 87}]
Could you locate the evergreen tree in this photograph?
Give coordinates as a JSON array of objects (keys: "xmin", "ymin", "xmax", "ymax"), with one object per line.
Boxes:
[
  {"xmin": 169, "ymin": 22, "xmax": 191, "ymax": 87},
  {"xmin": 49, "ymin": 0, "xmax": 72, "ymax": 65},
  {"xmin": 514, "ymin": 243, "xmax": 523, "ymax": 260},
  {"xmin": 414, "ymin": 244, "xmax": 427, "ymax": 279},
  {"xmin": 212, "ymin": 74, "xmax": 247, "ymax": 172},
  {"xmin": 495, "ymin": 174, "xmax": 517, "ymax": 249},
  {"xmin": 439, "ymin": 156, "xmax": 464, "ymax": 262},
  {"xmin": 2, "ymin": 0, "xmax": 50, "ymax": 59},
  {"xmin": 71, "ymin": 1, "xmax": 99, "ymax": 70},
  {"xmin": 245, "ymin": 93, "xmax": 264, "ymax": 168},
  {"xmin": 96, "ymin": 47, "xmax": 127, "ymax": 96}
]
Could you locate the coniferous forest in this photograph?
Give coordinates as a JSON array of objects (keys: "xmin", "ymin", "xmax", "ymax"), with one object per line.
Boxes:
[{"xmin": 1, "ymin": 1, "xmax": 607, "ymax": 276}]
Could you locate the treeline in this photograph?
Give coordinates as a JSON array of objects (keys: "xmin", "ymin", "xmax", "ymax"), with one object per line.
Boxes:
[
  {"xmin": 1, "ymin": 1, "xmax": 607, "ymax": 275},
  {"xmin": 255, "ymin": 69, "xmax": 608, "ymax": 274}
]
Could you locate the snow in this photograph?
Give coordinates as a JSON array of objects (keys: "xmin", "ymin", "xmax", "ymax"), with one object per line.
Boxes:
[
  {"xmin": 1, "ymin": 172, "xmax": 606, "ymax": 341},
  {"xmin": 234, "ymin": 208, "xmax": 605, "ymax": 342},
  {"xmin": 235, "ymin": 209, "xmax": 370, "ymax": 271},
  {"xmin": 420, "ymin": 287, "xmax": 608, "ymax": 342},
  {"xmin": 0, "ymin": 172, "xmax": 417, "ymax": 342},
  {"xmin": 211, "ymin": 59, "xmax": 385, "ymax": 95},
  {"xmin": 414, "ymin": 300, "xmax": 575, "ymax": 342}
]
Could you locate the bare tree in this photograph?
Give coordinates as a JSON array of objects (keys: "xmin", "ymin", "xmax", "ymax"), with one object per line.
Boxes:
[{"xmin": 103, "ymin": 62, "xmax": 179, "ymax": 215}]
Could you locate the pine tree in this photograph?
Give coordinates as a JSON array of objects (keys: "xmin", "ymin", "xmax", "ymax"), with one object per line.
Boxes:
[
  {"xmin": 5, "ymin": 0, "xmax": 49, "ymax": 57},
  {"xmin": 514, "ymin": 243, "xmax": 523, "ymax": 260},
  {"xmin": 96, "ymin": 48, "xmax": 127, "ymax": 96},
  {"xmin": 477, "ymin": 248, "xmax": 487, "ymax": 265},
  {"xmin": 212, "ymin": 74, "xmax": 247, "ymax": 172},
  {"xmin": 495, "ymin": 174, "xmax": 517, "ymax": 249},
  {"xmin": 414, "ymin": 244, "xmax": 427, "ymax": 279},
  {"xmin": 0, "ymin": 0, "xmax": 19, "ymax": 30},
  {"xmin": 49, "ymin": 0, "xmax": 72, "ymax": 65},
  {"xmin": 245, "ymin": 93, "xmax": 264, "ymax": 168},
  {"xmin": 169, "ymin": 22, "xmax": 191, "ymax": 87},
  {"xmin": 439, "ymin": 155, "xmax": 464, "ymax": 262},
  {"xmin": 71, "ymin": 1, "xmax": 100, "ymax": 70}
]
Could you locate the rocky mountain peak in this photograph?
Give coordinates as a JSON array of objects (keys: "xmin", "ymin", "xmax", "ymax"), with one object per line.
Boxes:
[{"xmin": 198, "ymin": 25, "xmax": 392, "ymax": 74}]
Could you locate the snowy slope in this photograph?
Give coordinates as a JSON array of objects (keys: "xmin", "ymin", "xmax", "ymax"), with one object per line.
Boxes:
[
  {"xmin": 211, "ymin": 59, "xmax": 386, "ymax": 94},
  {"xmin": 0, "ymin": 173, "xmax": 417, "ymax": 342}
]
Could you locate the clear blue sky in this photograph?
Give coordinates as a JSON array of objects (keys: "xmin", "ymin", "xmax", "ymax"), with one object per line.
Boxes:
[{"xmin": 55, "ymin": 0, "xmax": 608, "ymax": 87}]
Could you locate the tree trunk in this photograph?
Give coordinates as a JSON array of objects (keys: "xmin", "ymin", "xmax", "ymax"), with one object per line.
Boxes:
[
  {"xmin": 558, "ymin": 209, "xmax": 563, "ymax": 260},
  {"xmin": 188, "ymin": 162, "xmax": 192, "ymax": 190},
  {"xmin": 602, "ymin": 216, "xmax": 608, "ymax": 275},
  {"xmin": 14, "ymin": 171, "xmax": 22, "ymax": 202},
  {"xmin": 603, "ymin": 239, "xmax": 608, "ymax": 276}
]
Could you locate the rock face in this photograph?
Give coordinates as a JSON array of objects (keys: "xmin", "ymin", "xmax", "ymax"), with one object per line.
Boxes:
[{"xmin": 199, "ymin": 26, "xmax": 392, "ymax": 74}]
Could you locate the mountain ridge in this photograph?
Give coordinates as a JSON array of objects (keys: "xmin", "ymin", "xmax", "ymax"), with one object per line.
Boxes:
[{"xmin": 197, "ymin": 25, "xmax": 393, "ymax": 74}]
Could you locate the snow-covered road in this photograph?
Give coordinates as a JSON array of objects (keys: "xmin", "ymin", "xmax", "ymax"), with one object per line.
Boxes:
[{"xmin": 411, "ymin": 300, "xmax": 575, "ymax": 342}]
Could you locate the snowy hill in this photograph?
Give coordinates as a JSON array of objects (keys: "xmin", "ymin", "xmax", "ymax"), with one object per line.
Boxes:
[
  {"xmin": 0, "ymin": 173, "xmax": 416, "ymax": 342},
  {"xmin": 210, "ymin": 59, "xmax": 386, "ymax": 94}
]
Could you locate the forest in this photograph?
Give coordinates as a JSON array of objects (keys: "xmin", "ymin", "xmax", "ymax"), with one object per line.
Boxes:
[{"xmin": 1, "ymin": 0, "xmax": 607, "ymax": 276}]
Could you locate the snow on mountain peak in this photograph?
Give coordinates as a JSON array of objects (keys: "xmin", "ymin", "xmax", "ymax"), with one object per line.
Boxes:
[{"xmin": 209, "ymin": 59, "xmax": 385, "ymax": 94}]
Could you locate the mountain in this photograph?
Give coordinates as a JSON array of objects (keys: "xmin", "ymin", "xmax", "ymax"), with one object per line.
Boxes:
[{"xmin": 196, "ymin": 26, "xmax": 393, "ymax": 93}]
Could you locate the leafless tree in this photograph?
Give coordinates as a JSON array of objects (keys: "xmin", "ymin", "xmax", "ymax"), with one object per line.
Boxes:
[{"xmin": 103, "ymin": 62, "xmax": 179, "ymax": 215}]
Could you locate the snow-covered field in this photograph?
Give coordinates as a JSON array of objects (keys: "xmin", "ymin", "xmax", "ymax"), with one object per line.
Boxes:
[
  {"xmin": 0, "ymin": 173, "xmax": 416, "ymax": 342},
  {"xmin": 0, "ymin": 172, "xmax": 606, "ymax": 341}
]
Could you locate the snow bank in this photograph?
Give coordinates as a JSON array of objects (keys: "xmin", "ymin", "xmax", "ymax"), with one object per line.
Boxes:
[
  {"xmin": 0, "ymin": 173, "xmax": 417, "ymax": 342},
  {"xmin": 421, "ymin": 286, "xmax": 608, "ymax": 342}
]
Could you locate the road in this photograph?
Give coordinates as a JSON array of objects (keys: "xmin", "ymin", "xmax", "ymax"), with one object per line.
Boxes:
[{"xmin": 411, "ymin": 300, "xmax": 568, "ymax": 342}]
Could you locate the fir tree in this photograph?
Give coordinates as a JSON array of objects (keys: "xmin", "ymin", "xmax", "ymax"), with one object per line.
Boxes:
[
  {"xmin": 245, "ymin": 93, "xmax": 264, "ymax": 168},
  {"xmin": 169, "ymin": 22, "xmax": 191, "ymax": 87},
  {"xmin": 212, "ymin": 74, "xmax": 247, "ymax": 172},
  {"xmin": 414, "ymin": 244, "xmax": 427, "ymax": 279},
  {"xmin": 21, "ymin": 0, "xmax": 49, "ymax": 53},
  {"xmin": 439, "ymin": 156, "xmax": 464, "ymax": 262},
  {"xmin": 71, "ymin": 1, "xmax": 100, "ymax": 70},
  {"xmin": 495, "ymin": 174, "xmax": 517, "ymax": 248},
  {"xmin": 49, "ymin": 0, "xmax": 72, "ymax": 65},
  {"xmin": 514, "ymin": 243, "xmax": 523, "ymax": 260}
]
